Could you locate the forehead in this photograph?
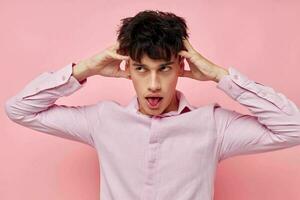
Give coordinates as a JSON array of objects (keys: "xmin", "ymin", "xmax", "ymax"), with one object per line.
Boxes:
[{"xmin": 130, "ymin": 54, "xmax": 178, "ymax": 66}]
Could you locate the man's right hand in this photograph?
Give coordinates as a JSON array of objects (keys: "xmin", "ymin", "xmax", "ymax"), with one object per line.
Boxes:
[{"xmin": 72, "ymin": 41, "xmax": 130, "ymax": 82}]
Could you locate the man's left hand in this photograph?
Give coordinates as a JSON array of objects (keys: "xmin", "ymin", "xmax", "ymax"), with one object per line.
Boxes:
[{"xmin": 178, "ymin": 38, "xmax": 229, "ymax": 82}]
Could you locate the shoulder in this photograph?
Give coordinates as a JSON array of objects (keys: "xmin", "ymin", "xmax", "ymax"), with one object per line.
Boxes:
[
  {"xmin": 96, "ymin": 99, "xmax": 120, "ymax": 109},
  {"xmin": 95, "ymin": 99, "xmax": 127, "ymax": 114},
  {"xmin": 193, "ymin": 102, "xmax": 222, "ymax": 115}
]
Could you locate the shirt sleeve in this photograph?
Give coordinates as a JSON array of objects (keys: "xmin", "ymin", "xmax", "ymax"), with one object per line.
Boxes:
[
  {"xmin": 214, "ymin": 67, "xmax": 300, "ymax": 162},
  {"xmin": 4, "ymin": 63, "xmax": 102, "ymax": 148}
]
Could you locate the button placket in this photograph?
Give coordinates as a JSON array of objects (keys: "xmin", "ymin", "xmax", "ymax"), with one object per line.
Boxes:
[{"xmin": 142, "ymin": 117, "xmax": 161, "ymax": 200}]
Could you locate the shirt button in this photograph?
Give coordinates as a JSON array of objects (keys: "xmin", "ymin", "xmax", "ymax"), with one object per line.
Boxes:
[
  {"xmin": 150, "ymin": 136, "xmax": 159, "ymax": 144},
  {"xmin": 149, "ymin": 157, "xmax": 156, "ymax": 163},
  {"xmin": 228, "ymin": 85, "xmax": 233, "ymax": 90},
  {"xmin": 233, "ymin": 74, "xmax": 239, "ymax": 80}
]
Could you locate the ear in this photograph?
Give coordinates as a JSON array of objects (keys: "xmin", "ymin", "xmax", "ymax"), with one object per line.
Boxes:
[
  {"xmin": 178, "ymin": 57, "xmax": 185, "ymax": 76},
  {"xmin": 125, "ymin": 60, "xmax": 131, "ymax": 79}
]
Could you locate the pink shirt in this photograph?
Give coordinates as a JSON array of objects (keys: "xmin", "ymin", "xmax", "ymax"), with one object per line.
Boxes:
[{"xmin": 5, "ymin": 63, "xmax": 300, "ymax": 200}]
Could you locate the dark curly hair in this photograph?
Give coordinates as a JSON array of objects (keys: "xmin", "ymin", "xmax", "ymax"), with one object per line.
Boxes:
[{"xmin": 116, "ymin": 10, "xmax": 189, "ymax": 63}]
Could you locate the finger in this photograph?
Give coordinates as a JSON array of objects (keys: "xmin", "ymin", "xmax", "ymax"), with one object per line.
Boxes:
[
  {"xmin": 178, "ymin": 50, "xmax": 191, "ymax": 59},
  {"xmin": 116, "ymin": 40, "xmax": 120, "ymax": 47},
  {"xmin": 111, "ymin": 52, "xmax": 130, "ymax": 60},
  {"xmin": 182, "ymin": 38, "xmax": 195, "ymax": 52},
  {"xmin": 116, "ymin": 69, "xmax": 131, "ymax": 79},
  {"xmin": 114, "ymin": 41, "xmax": 120, "ymax": 49},
  {"xmin": 179, "ymin": 69, "xmax": 193, "ymax": 78},
  {"xmin": 108, "ymin": 41, "xmax": 121, "ymax": 52}
]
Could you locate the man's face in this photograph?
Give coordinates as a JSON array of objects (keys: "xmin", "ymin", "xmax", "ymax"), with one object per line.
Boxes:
[{"xmin": 125, "ymin": 53, "xmax": 185, "ymax": 117}]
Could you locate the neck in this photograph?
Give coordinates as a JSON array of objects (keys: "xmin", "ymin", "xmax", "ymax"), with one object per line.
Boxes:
[{"xmin": 163, "ymin": 92, "xmax": 179, "ymax": 113}]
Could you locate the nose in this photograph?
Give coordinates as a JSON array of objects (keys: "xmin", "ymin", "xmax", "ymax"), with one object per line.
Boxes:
[{"xmin": 148, "ymin": 73, "xmax": 161, "ymax": 92}]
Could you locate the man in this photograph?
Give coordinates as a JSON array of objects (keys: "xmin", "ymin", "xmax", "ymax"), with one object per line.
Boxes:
[{"xmin": 4, "ymin": 10, "xmax": 300, "ymax": 200}]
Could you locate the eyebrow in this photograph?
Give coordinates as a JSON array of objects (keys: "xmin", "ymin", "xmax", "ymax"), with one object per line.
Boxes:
[{"xmin": 132, "ymin": 61, "xmax": 175, "ymax": 67}]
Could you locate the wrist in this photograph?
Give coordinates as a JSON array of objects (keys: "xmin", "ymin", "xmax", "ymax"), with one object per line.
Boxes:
[
  {"xmin": 214, "ymin": 67, "xmax": 229, "ymax": 83},
  {"xmin": 72, "ymin": 61, "xmax": 93, "ymax": 83}
]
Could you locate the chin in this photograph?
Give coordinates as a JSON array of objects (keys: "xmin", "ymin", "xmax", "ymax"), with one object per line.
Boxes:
[{"xmin": 143, "ymin": 106, "xmax": 164, "ymax": 116}]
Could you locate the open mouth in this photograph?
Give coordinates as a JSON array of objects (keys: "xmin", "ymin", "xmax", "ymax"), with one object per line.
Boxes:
[{"xmin": 145, "ymin": 97, "xmax": 163, "ymax": 107}]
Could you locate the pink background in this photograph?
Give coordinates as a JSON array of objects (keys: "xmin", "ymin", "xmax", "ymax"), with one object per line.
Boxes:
[{"xmin": 1, "ymin": 1, "xmax": 300, "ymax": 199}]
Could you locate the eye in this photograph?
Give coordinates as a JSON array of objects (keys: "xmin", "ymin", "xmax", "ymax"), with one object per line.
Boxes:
[
  {"xmin": 135, "ymin": 67, "xmax": 146, "ymax": 72},
  {"xmin": 160, "ymin": 66, "xmax": 171, "ymax": 72}
]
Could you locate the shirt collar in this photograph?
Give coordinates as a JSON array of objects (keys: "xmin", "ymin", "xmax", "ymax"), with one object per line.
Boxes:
[{"xmin": 125, "ymin": 89, "xmax": 195, "ymax": 118}]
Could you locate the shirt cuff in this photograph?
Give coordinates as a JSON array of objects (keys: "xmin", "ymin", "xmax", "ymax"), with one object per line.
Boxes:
[
  {"xmin": 216, "ymin": 66, "xmax": 287, "ymax": 112},
  {"xmin": 216, "ymin": 67, "xmax": 249, "ymax": 100},
  {"xmin": 20, "ymin": 63, "xmax": 87, "ymax": 99}
]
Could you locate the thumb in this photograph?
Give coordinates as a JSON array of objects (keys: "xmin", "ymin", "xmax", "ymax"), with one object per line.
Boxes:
[
  {"xmin": 112, "ymin": 53, "xmax": 130, "ymax": 61},
  {"xmin": 116, "ymin": 69, "xmax": 131, "ymax": 79},
  {"xmin": 179, "ymin": 69, "xmax": 193, "ymax": 78},
  {"xmin": 178, "ymin": 50, "xmax": 191, "ymax": 59}
]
